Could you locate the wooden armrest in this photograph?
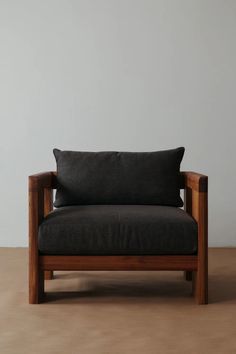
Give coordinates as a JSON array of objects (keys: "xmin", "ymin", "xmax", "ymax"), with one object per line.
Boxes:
[
  {"xmin": 28, "ymin": 171, "xmax": 56, "ymax": 227},
  {"xmin": 29, "ymin": 172, "xmax": 56, "ymax": 303},
  {"xmin": 182, "ymin": 171, "xmax": 208, "ymax": 303},
  {"xmin": 182, "ymin": 171, "xmax": 208, "ymax": 222},
  {"xmin": 29, "ymin": 171, "xmax": 57, "ymax": 191},
  {"xmin": 181, "ymin": 171, "xmax": 208, "ymax": 192}
]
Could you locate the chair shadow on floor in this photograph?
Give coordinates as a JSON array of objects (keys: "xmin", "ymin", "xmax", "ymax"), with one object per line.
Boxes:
[
  {"xmin": 45, "ymin": 271, "xmax": 194, "ymax": 304},
  {"xmin": 43, "ymin": 271, "xmax": 236, "ymax": 304}
]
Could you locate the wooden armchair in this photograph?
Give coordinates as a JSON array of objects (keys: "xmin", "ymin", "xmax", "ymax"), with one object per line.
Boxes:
[{"xmin": 29, "ymin": 171, "xmax": 208, "ymax": 304}]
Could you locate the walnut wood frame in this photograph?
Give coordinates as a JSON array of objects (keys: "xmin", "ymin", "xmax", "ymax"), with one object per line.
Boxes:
[{"xmin": 29, "ymin": 171, "xmax": 208, "ymax": 304}]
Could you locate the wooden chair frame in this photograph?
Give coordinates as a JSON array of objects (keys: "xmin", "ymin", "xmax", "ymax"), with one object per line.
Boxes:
[{"xmin": 29, "ymin": 171, "xmax": 208, "ymax": 304}]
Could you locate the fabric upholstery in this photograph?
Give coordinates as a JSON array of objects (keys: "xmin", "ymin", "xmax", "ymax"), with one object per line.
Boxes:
[
  {"xmin": 38, "ymin": 205, "xmax": 198, "ymax": 255},
  {"xmin": 53, "ymin": 147, "xmax": 185, "ymax": 208}
]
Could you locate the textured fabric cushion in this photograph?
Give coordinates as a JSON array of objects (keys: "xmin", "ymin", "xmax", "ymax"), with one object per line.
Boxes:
[
  {"xmin": 38, "ymin": 205, "xmax": 198, "ymax": 255},
  {"xmin": 53, "ymin": 147, "xmax": 185, "ymax": 207}
]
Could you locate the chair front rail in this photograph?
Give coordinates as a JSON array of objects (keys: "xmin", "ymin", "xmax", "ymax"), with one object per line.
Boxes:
[{"xmin": 40, "ymin": 255, "xmax": 198, "ymax": 271}]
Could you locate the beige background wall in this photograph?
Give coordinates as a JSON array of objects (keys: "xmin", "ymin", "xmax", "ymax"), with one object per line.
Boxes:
[{"xmin": 0, "ymin": 0, "xmax": 235, "ymax": 246}]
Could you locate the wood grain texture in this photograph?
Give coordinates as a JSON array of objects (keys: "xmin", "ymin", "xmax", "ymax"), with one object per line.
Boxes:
[
  {"xmin": 182, "ymin": 171, "xmax": 208, "ymax": 193},
  {"xmin": 29, "ymin": 172, "xmax": 54, "ymax": 191},
  {"xmin": 195, "ymin": 191, "xmax": 208, "ymax": 304},
  {"xmin": 29, "ymin": 172, "xmax": 56, "ymax": 303},
  {"xmin": 28, "ymin": 183, "xmax": 44, "ymax": 303},
  {"xmin": 40, "ymin": 255, "xmax": 197, "ymax": 271},
  {"xmin": 44, "ymin": 270, "xmax": 53, "ymax": 280},
  {"xmin": 43, "ymin": 187, "xmax": 54, "ymax": 281},
  {"xmin": 44, "ymin": 188, "xmax": 53, "ymax": 216},
  {"xmin": 184, "ymin": 172, "xmax": 208, "ymax": 304}
]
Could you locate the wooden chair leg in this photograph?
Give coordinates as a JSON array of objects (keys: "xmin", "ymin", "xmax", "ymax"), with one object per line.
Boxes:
[
  {"xmin": 39, "ymin": 270, "xmax": 45, "ymax": 302},
  {"xmin": 29, "ymin": 267, "xmax": 45, "ymax": 304},
  {"xmin": 192, "ymin": 271, "xmax": 196, "ymax": 296},
  {"xmin": 184, "ymin": 271, "xmax": 192, "ymax": 281},
  {"xmin": 44, "ymin": 270, "xmax": 53, "ymax": 280},
  {"xmin": 192, "ymin": 269, "xmax": 208, "ymax": 305}
]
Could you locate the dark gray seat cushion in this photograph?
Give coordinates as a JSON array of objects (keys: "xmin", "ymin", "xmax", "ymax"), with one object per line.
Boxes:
[
  {"xmin": 38, "ymin": 205, "xmax": 198, "ymax": 255},
  {"xmin": 53, "ymin": 147, "xmax": 184, "ymax": 208}
]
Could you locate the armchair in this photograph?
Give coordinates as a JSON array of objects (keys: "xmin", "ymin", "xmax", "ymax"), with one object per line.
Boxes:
[{"xmin": 29, "ymin": 150, "xmax": 208, "ymax": 304}]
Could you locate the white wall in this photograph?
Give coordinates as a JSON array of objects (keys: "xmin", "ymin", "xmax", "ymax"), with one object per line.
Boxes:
[{"xmin": 0, "ymin": 0, "xmax": 235, "ymax": 247}]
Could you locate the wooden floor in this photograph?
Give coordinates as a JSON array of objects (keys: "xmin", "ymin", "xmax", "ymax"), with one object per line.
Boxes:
[{"xmin": 0, "ymin": 248, "xmax": 236, "ymax": 354}]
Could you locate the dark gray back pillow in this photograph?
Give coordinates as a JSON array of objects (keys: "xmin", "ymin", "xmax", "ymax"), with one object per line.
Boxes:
[{"xmin": 53, "ymin": 147, "xmax": 185, "ymax": 207}]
